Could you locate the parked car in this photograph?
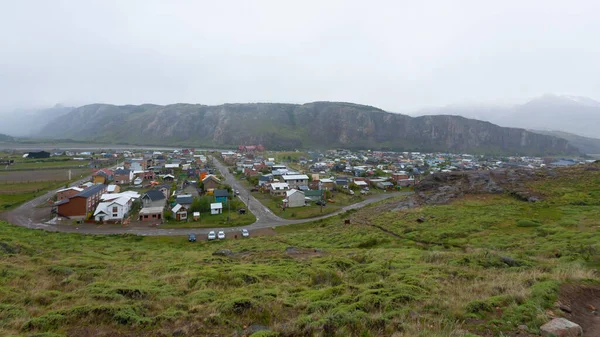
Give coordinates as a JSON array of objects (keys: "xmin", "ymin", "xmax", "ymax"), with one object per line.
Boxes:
[
  {"xmin": 349, "ymin": 190, "xmax": 355, "ymax": 195},
  {"xmin": 250, "ymin": 187, "xmax": 259, "ymax": 192},
  {"xmin": 188, "ymin": 233, "xmax": 196, "ymax": 242},
  {"xmin": 217, "ymin": 231, "xmax": 225, "ymax": 239},
  {"xmin": 235, "ymin": 190, "xmax": 240, "ymax": 195},
  {"xmin": 241, "ymin": 229, "xmax": 249, "ymax": 237},
  {"xmin": 238, "ymin": 208, "xmax": 246, "ymax": 215},
  {"xmin": 207, "ymin": 231, "xmax": 216, "ymax": 240},
  {"xmin": 360, "ymin": 190, "xmax": 369, "ymax": 195},
  {"xmin": 316, "ymin": 200, "xmax": 326, "ymax": 206}
]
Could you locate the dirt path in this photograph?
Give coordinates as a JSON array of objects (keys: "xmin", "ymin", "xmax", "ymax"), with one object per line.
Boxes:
[
  {"xmin": 558, "ymin": 284, "xmax": 600, "ymax": 336},
  {"xmin": 0, "ymin": 158, "xmax": 412, "ymax": 236}
]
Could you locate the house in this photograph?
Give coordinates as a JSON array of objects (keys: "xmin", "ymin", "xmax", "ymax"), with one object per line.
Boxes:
[
  {"xmin": 175, "ymin": 194, "xmax": 194, "ymax": 208},
  {"xmin": 141, "ymin": 190, "xmax": 167, "ymax": 208},
  {"xmin": 354, "ymin": 180, "xmax": 369, "ymax": 188},
  {"xmin": 282, "ymin": 174, "xmax": 309, "ymax": 189},
  {"xmin": 25, "ymin": 151, "xmax": 50, "ymax": 159},
  {"xmin": 114, "ymin": 169, "xmax": 134, "ymax": 185},
  {"xmin": 335, "ymin": 177, "xmax": 349, "ymax": 189},
  {"xmin": 172, "ymin": 204, "xmax": 188, "ymax": 221},
  {"xmin": 55, "ymin": 184, "xmax": 107, "ymax": 217},
  {"xmin": 269, "ymin": 182, "xmax": 289, "ymax": 196},
  {"xmin": 138, "ymin": 207, "xmax": 164, "ymax": 222},
  {"xmin": 283, "ymin": 189, "xmax": 305, "ymax": 208},
  {"xmin": 210, "ymin": 203, "xmax": 223, "ymax": 215},
  {"xmin": 193, "ymin": 212, "xmax": 200, "ymax": 220},
  {"xmin": 214, "ymin": 189, "xmax": 229, "ymax": 203},
  {"xmin": 376, "ymin": 181, "xmax": 394, "ymax": 190},
  {"xmin": 304, "ymin": 190, "xmax": 324, "ymax": 202},
  {"xmin": 202, "ymin": 175, "xmax": 221, "ymax": 190},
  {"xmin": 56, "ymin": 187, "xmax": 83, "ymax": 201},
  {"xmin": 258, "ymin": 174, "xmax": 273, "ymax": 186},
  {"xmin": 92, "ymin": 169, "xmax": 114, "ymax": 184},
  {"xmin": 319, "ymin": 178, "xmax": 334, "ymax": 191},
  {"xmin": 93, "ymin": 196, "xmax": 133, "ymax": 222},
  {"xmin": 155, "ymin": 184, "xmax": 171, "ymax": 199},
  {"xmin": 106, "ymin": 184, "xmax": 120, "ymax": 193},
  {"xmin": 163, "ymin": 174, "xmax": 175, "ymax": 182}
]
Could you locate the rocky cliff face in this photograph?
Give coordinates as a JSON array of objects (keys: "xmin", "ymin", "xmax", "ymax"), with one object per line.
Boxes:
[{"xmin": 39, "ymin": 101, "xmax": 578, "ymax": 155}]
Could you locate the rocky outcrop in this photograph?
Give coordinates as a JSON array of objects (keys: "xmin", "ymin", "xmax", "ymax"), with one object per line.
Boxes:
[
  {"xmin": 38, "ymin": 102, "xmax": 578, "ymax": 155},
  {"xmin": 540, "ymin": 318, "xmax": 582, "ymax": 337}
]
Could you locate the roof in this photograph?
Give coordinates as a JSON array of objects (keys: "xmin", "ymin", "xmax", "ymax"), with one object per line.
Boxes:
[
  {"xmin": 176, "ymin": 195, "xmax": 194, "ymax": 204},
  {"xmin": 56, "ymin": 186, "xmax": 83, "ymax": 193},
  {"xmin": 286, "ymin": 189, "xmax": 304, "ymax": 197},
  {"xmin": 75, "ymin": 184, "xmax": 106, "ymax": 198},
  {"xmin": 139, "ymin": 207, "xmax": 164, "ymax": 215},
  {"xmin": 354, "ymin": 181, "xmax": 368, "ymax": 186},
  {"xmin": 202, "ymin": 175, "xmax": 221, "ymax": 183},
  {"xmin": 210, "ymin": 202, "xmax": 223, "ymax": 209},
  {"xmin": 172, "ymin": 204, "xmax": 184, "ymax": 213},
  {"xmin": 304, "ymin": 190, "xmax": 323, "ymax": 197},
  {"xmin": 259, "ymin": 175, "xmax": 273, "ymax": 181},
  {"xmin": 114, "ymin": 169, "xmax": 131, "ymax": 175},
  {"xmin": 214, "ymin": 189, "xmax": 229, "ymax": 197},
  {"xmin": 107, "ymin": 185, "xmax": 118, "ymax": 192},
  {"xmin": 164, "ymin": 164, "xmax": 180, "ymax": 168},
  {"xmin": 270, "ymin": 182, "xmax": 289, "ymax": 190},
  {"xmin": 282, "ymin": 174, "xmax": 309, "ymax": 181},
  {"xmin": 142, "ymin": 189, "xmax": 166, "ymax": 201},
  {"xmin": 54, "ymin": 199, "xmax": 69, "ymax": 206},
  {"xmin": 320, "ymin": 178, "xmax": 334, "ymax": 183}
]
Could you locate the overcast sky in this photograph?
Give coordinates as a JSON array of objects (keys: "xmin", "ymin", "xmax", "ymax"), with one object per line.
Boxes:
[{"xmin": 1, "ymin": 0, "xmax": 600, "ymax": 112}]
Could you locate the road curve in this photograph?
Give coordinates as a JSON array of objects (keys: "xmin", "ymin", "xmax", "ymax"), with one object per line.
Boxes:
[{"xmin": 0, "ymin": 157, "xmax": 412, "ymax": 236}]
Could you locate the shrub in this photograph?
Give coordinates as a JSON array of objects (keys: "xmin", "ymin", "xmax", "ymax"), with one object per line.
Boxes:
[
  {"xmin": 311, "ymin": 269, "xmax": 342, "ymax": 286},
  {"xmin": 516, "ymin": 219, "xmax": 541, "ymax": 227}
]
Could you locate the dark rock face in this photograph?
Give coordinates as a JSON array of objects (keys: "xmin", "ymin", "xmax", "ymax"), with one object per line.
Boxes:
[
  {"xmin": 38, "ymin": 102, "xmax": 578, "ymax": 155},
  {"xmin": 413, "ymin": 168, "xmax": 544, "ymax": 206}
]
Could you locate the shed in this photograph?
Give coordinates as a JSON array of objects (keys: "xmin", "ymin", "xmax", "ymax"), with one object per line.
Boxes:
[{"xmin": 210, "ymin": 203, "xmax": 223, "ymax": 215}]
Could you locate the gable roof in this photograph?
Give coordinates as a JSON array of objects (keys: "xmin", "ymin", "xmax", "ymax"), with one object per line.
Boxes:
[
  {"xmin": 142, "ymin": 189, "xmax": 166, "ymax": 201},
  {"xmin": 282, "ymin": 174, "xmax": 309, "ymax": 181},
  {"xmin": 114, "ymin": 169, "xmax": 131, "ymax": 175},
  {"xmin": 214, "ymin": 189, "xmax": 229, "ymax": 198},
  {"xmin": 75, "ymin": 184, "xmax": 106, "ymax": 198},
  {"xmin": 172, "ymin": 204, "xmax": 184, "ymax": 213},
  {"xmin": 175, "ymin": 195, "xmax": 194, "ymax": 205},
  {"xmin": 202, "ymin": 175, "xmax": 221, "ymax": 183},
  {"xmin": 286, "ymin": 189, "xmax": 304, "ymax": 197},
  {"xmin": 210, "ymin": 202, "xmax": 223, "ymax": 209},
  {"xmin": 304, "ymin": 190, "xmax": 323, "ymax": 197}
]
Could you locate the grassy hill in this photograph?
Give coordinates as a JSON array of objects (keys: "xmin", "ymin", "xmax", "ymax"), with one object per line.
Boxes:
[{"xmin": 1, "ymin": 165, "xmax": 600, "ymax": 336}]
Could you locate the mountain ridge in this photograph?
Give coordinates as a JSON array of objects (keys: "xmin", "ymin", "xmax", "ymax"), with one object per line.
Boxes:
[{"xmin": 38, "ymin": 101, "xmax": 577, "ymax": 155}]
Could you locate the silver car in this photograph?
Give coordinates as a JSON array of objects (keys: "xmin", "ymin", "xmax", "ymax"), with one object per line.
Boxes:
[
  {"xmin": 241, "ymin": 229, "xmax": 249, "ymax": 237},
  {"xmin": 207, "ymin": 231, "xmax": 216, "ymax": 240},
  {"xmin": 217, "ymin": 231, "xmax": 226, "ymax": 239}
]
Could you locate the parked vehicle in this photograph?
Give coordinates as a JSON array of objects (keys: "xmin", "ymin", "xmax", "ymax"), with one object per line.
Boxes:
[
  {"xmin": 217, "ymin": 231, "xmax": 226, "ymax": 239},
  {"xmin": 188, "ymin": 233, "xmax": 196, "ymax": 242},
  {"xmin": 250, "ymin": 187, "xmax": 259, "ymax": 192},
  {"xmin": 241, "ymin": 229, "xmax": 249, "ymax": 237},
  {"xmin": 235, "ymin": 190, "xmax": 240, "ymax": 195},
  {"xmin": 238, "ymin": 208, "xmax": 246, "ymax": 215},
  {"xmin": 360, "ymin": 190, "xmax": 369, "ymax": 195},
  {"xmin": 316, "ymin": 200, "xmax": 327, "ymax": 206},
  {"xmin": 207, "ymin": 231, "xmax": 216, "ymax": 240},
  {"xmin": 349, "ymin": 190, "xmax": 355, "ymax": 195}
]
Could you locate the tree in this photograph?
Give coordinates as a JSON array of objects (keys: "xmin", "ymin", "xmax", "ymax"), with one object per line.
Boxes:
[{"xmin": 190, "ymin": 196, "xmax": 211, "ymax": 213}]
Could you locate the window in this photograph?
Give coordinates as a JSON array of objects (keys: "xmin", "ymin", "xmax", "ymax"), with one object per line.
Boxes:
[
  {"xmin": 112, "ymin": 206, "xmax": 118, "ymax": 213},
  {"xmin": 113, "ymin": 213, "xmax": 118, "ymax": 217}
]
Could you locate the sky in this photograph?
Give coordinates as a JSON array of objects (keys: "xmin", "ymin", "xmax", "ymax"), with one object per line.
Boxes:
[{"xmin": 1, "ymin": 0, "xmax": 600, "ymax": 113}]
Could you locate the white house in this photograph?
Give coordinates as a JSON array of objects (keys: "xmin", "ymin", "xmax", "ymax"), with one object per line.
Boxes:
[
  {"xmin": 172, "ymin": 204, "xmax": 188, "ymax": 221},
  {"xmin": 283, "ymin": 189, "xmax": 305, "ymax": 208},
  {"xmin": 269, "ymin": 182, "xmax": 290, "ymax": 196},
  {"xmin": 282, "ymin": 174, "xmax": 309, "ymax": 189},
  {"xmin": 93, "ymin": 196, "xmax": 133, "ymax": 222},
  {"xmin": 210, "ymin": 202, "xmax": 223, "ymax": 215}
]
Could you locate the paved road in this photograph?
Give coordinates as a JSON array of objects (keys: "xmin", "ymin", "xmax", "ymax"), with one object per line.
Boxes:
[{"xmin": 0, "ymin": 157, "xmax": 412, "ymax": 236}]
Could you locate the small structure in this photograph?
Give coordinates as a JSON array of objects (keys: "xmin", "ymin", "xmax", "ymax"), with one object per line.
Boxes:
[
  {"xmin": 214, "ymin": 189, "xmax": 229, "ymax": 203},
  {"xmin": 141, "ymin": 190, "xmax": 166, "ymax": 208},
  {"xmin": 210, "ymin": 202, "xmax": 223, "ymax": 215},
  {"xmin": 202, "ymin": 175, "xmax": 221, "ymax": 190},
  {"xmin": 269, "ymin": 182, "xmax": 290, "ymax": 196},
  {"xmin": 114, "ymin": 169, "xmax": 133, "ymax": 185},
  {"xmin": 281, "ymin": 174, "xmax": 309, "ymax": 189},
  {"xmin": 139, "ymin": 207, "xmax": 164, "ymax": 222},
  {"xmin": 283, "ymin": 189, "xmax": 305, "ymax": 208},
  {"xmin": 172, "ymin": 204, "xmax": 188, "ymax": 221},
  {"xmin": 193, "ymin": 212, "xmax": 200, "ymax": 220}
]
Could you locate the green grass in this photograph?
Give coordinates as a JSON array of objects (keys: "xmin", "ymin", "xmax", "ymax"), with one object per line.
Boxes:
[
  {"xmin": 0, "ymin": 164, "xmax": 599, "ymax": 336},
  {"xmin": 0, "ymin": 181, "xmax": 69, "ymax": 211},
  {"xmin": 251, "ymin": 190, "xmax": 363, "ymax": 219},
  {"xmin": 160, "ymin": 210, "xmax": 256, "ymax": 228}
]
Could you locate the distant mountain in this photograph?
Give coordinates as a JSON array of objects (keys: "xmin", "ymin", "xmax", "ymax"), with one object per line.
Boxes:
[
  {"xmin": 0, "ymin": 133, "xmax": 13, "ymax": 142},
  {"xmin": 416, "ymin": 94, "xmax": 600, "ymax": 140},
  {"xmin": 530, "ymin": 130, "xmax": 600, "ymax": 155},
  {"xmin": 0, "ymin": 105, "xmax": 74, "ymax": 136},
  {"xmin": 37, "ymin": 102, "xmax": 577, "ymax": 155}
]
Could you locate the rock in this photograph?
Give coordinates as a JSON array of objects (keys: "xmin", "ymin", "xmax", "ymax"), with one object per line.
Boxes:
[
  {"xmin": 559, "ymin": 304, "xmax": 572, "ymax": 313},
  {"xmin": 540, "ymin": 318, "xmax": 582, "ymax": 337},
  {"xmin": 518, "ymin": 324, "xmax": 528, "ymax": 331},
  {"xmin": 212, "ymin": 249, "xmax": 233, "ymax": 257},
  {"xmin": 243, "ymin": 324, "xmax": 269, "ymax": 335},
  {"xmin": 416, "ymin": 217, "xmax": 425, "ymax": 223},
  {"xmin": 285, "ymin": 247, "xmax": 299, "ymax": 254},
  {"xmin": 501, "ymin": 256, "xmax": 521, "ymax": 267}
]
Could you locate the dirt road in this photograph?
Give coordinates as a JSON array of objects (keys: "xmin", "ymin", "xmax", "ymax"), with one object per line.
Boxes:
[{"xmin": 0, "ymin": 157, "xmax": 412, "ymax": 236}]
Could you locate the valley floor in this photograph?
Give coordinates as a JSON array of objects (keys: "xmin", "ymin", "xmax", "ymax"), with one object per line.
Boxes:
[{"xmin": 0, "ymin": 164, "xmax": 599, "ymax": 336}]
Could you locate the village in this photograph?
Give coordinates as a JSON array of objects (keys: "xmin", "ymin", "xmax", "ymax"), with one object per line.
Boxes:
[{"xmin": 14, "ymin": 145, "xmax": 586, "ymax": 239}]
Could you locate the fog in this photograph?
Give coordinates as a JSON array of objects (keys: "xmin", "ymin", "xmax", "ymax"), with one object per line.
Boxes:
[{"xmin": 1, "ymin": 0, "xmax": 600, "ymax": 113}]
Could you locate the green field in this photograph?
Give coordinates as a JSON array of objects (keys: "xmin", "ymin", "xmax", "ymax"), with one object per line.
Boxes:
[
  {"xmin": 160, "ymin": 210, "xmax": 256, "ymax": 228},
  {"xmin": 0, "ymin": 181, "xmax": 67, "ymax": 211},
  {"xmin": 251, "ymin": 190, "xmax": 362, "ymax": 219},
  {"xmin": 0, "ymin": 165, "xmax": 599, "ymax": 336}
]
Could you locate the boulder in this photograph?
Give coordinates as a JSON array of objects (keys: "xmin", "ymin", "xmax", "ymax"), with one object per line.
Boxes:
[
  {"xmin": 540, "ymin": 318, "xmax": 582, "ymax": 337},
  {"xmin": 212, "ymin": 249, "xmax": 233, "ymax": 257}
]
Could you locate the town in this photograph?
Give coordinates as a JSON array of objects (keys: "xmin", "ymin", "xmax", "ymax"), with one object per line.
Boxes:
[{"xmin": 1, "ymin": 146, "xmax": 590, "ymax": 240}]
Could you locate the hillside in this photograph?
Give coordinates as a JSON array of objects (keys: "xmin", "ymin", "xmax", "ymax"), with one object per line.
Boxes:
[
  {"xmin": 1, "ymin": 164, "xmax": 600, "ymax": 336},
  {"xmin": 531, "ymin": 130, "xmax": 600, "ymax": 155},
  {"xmin": 0, "ymin": 104, "xmax": 73, "ymax": 136},
  {"xmin": 416, "ymin": 94, "xmax": 600, "ymax": 142},
  {"xmin": 38, "ymin": 102, "xmax": 577, "ymax": 155},
  {"xmin": 0, "ymin": 133, "xmax": 13, "ymax": 142}
]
